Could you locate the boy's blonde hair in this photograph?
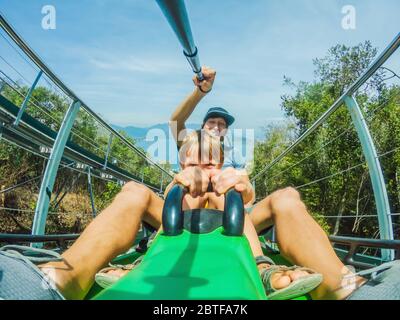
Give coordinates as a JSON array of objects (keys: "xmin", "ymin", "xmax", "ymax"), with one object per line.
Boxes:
[{"xmin": 179, "ymin": 130, "xmax": 224, "ymax": 167}]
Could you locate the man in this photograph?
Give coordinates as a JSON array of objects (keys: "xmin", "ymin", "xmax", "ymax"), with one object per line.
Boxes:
[{"xmin": 169, "ymin": 66, "xmax": 245, "ymax": 169}]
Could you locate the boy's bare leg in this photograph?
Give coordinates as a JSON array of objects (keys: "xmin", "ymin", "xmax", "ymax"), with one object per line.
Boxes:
[
  {"xmin": 39, "ymin": 182, "xmax": 163, "ymax": 300},
  {"xmin": 249, "ymin": 187, "xmax": 365, "ymax": 300}
]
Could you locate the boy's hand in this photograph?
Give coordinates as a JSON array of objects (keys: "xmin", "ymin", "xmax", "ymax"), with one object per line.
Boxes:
[
  {"xmin": 193, "ymin": 66, "xmax": 216, "ymax": 93},
  {"xmin": 174, "ymin": 167, "xmax": 210, "ymax": 198},
  {"xmin": 210, "ymin": 168, "xmax": 255, "ymax": 205}
]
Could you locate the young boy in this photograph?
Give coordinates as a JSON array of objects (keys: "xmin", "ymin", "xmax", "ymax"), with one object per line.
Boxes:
[{"xmin": 94, "ymin": 130, "xmax": 322, "ymax": 300}]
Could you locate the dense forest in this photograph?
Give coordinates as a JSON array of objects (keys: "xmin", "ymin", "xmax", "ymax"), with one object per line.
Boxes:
[{"xmin": 1, "ymin": 40, "xmax": 399, "ymax": 242}]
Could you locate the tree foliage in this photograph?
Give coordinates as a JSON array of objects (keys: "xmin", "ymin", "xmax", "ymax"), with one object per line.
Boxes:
[{"xmin": 252, "ymin": 41, "xmax": 400, "ymax": 241}]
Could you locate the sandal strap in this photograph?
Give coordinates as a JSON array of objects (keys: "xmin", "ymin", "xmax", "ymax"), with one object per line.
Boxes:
[
  {"xmin": 255, "ymin": 255, "xmax": 276, "ymax": 266},
  {"xmin": 107, "ymin": 264, "xmax": 135, "ymax": 270},
  {"xmin": 286, "ymin": 265, "xmax": 318, "ymax": 274},
  {"xmin": 260, "ymin": 265, "xmax": 284, "ymax": 294},
  {"xmin": 108, "ymin": 255, "xmax": 144, "ymax": 270}
]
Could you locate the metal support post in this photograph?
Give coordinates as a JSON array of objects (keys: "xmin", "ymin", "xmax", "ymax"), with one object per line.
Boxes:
[{"xmin": 344, "ymin": 95, "xmax": 394, "ymax": 261}]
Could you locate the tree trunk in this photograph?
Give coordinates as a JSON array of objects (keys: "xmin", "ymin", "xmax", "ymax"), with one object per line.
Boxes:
[
  {"xmin": 353, "ymin": 172, "xmax": 367, "ymax": 233},
  {"xmin": 1, "ymin": 185, "xmax": 4, "ymax": 207},
  {"xmin": 333, "ymin": 189, "xmax": 347, "ymax": 235}
]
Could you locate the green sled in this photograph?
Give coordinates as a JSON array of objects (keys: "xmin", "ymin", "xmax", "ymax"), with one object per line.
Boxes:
[
  {"xmin": 93, "ymin": 227, "xmax": 267, "ymax": 300},
  {"xmin": 91, "ymin": 186, "xmax": 309, "ymax": 300}
]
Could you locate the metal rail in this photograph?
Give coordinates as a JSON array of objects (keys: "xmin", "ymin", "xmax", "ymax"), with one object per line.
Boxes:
[
  {"xmin": 329, "ymin": 235, "xmax": 400, "ymax": 269},
  {"xmin": 0, "ymin": 13, "xmax": 172, "ymax": 179},
  {"xmin": 0, "ymin": 233, "xmax": 79, "ymax": 242},
  {"xmin": 0, "ymin": 233, "xmax": 79, "ymax": 250},
  {"xmin": 0, "ymin": 112, "xmax": 161, "ymax": 192},
  {"xmin": 0, "ymin": 78, "xmax": 163, "ymax": 189}
]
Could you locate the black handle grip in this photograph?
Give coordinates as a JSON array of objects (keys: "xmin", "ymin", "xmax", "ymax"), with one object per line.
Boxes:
[
  {"xmin": 162, "ymin": 184, "xmax": 185, "ymax": 236},
  {"xmin": 223, "ymin": 189, "xmax": 245, "ymax": 236},
  {"xmin": 162, "ymin": 184, "xmax": 245, "ymax": 236}
]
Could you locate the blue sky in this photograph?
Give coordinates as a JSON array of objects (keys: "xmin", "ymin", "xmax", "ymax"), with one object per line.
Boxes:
[{"xmin": 0, "ymin": 0, "xmax": 399, "ymax": 131}]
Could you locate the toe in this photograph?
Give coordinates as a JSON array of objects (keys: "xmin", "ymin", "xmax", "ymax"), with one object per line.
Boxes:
[
  {"xmin": 105, "ymin": 269, "xmax": 118, "ymax": 276},
  {"xmin": 290, "ymin": 270, "xmax": 309, "ymax": 281},
  {"xmin": 271, "ymin": 273, "xmax": 292, "ymax": 289}
]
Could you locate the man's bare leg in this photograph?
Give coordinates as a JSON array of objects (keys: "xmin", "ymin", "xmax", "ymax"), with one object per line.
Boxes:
[
  {"xmin": 39, "ymin": 182, "xmax": 163, "ymax": 300},
  {"xmin": 249, "ymin": 187, "xmax": 365, "ymax": 300}
]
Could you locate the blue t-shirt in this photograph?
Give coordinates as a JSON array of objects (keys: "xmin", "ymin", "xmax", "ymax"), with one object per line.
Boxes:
[{"xmin": 222, "ymin": 134, "xmax": 246, "ymax": 170}]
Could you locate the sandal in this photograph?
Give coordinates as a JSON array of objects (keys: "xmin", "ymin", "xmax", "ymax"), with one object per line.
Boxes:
[
  {"xmin": 256, "ymin": 256, "xmax": 323, "ymax": 300},
  {"xmin": 95, "ymin": 255, "xmax": 144, "ymax": 289}
]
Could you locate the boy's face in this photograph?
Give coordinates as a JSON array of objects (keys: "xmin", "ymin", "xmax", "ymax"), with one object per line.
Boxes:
[{"xmin": 180, "ymin": 144, "xmax": 223, "ymax": 175}]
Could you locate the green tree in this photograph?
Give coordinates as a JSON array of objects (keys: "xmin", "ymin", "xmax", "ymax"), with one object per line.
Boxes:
[{"xmin": 252, "ymin": 41, "xmax": 400, "ymax": 240}]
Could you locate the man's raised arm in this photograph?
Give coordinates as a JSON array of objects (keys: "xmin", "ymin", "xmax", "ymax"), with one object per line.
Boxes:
[{"xmin": 169, "ymin": 66, "xmax": 216, "ymax": 148}]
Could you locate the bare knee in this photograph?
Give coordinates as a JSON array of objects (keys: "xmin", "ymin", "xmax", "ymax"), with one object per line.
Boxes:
[
  {"xmin": 122, "ymin": 181, "xmax": 148, "ymax": 193},
  {"xmin": 274, "ymin": 187, "xmax": 300, "ymax": 199},
  {"xmin": 116, "ymin": 181, "xmax": 152, "ymax": 210},
  {"xmin": 269, "ymin": 187, "xmax": 305, "ymax": 216}
]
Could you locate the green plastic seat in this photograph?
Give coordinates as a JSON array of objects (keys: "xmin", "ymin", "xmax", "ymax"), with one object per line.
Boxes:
[
  {"xmin": 93, "ymin": 227, "xmax": 267, "ymax": 300},
  {"xmin": 91, "ymin": 185, "xmax": 312, "ymax": 300}
]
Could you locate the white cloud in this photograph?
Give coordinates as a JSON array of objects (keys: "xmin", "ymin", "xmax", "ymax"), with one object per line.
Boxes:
[{"xmin": 89, "ymin": 55, "xmax": 185, "ymax": 74}]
